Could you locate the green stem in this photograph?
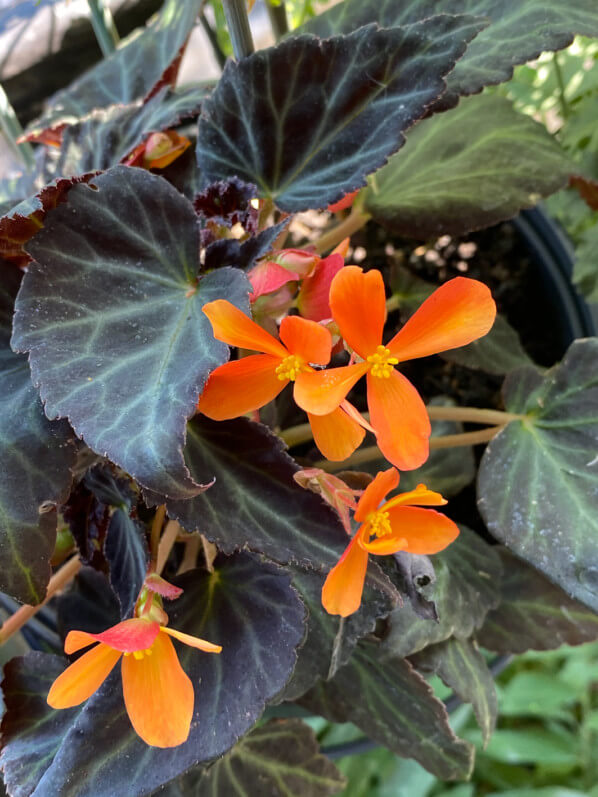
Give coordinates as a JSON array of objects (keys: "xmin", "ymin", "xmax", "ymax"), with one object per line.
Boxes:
[
  {"xmin": 200, "ymin": 11, "xmax": 227, "ymax": 69},
  {"xmin": 87, "ymin": 0, "xmax": 120, "ymax": 57},
  {"xmin": 222, "ymin": 0, "xmax": 254, "ymax": 59},
  {"xmin": 314, "ymin": 208, "xmax": 371, "ymax": 254},
  {"xmin": 279, "ymin": 406, "xmax": 519, "ymax": 448},
  {"xmin": 266, "ymin": 0, "xmax": 288, "ymax": 39},
  {"xmin": 0, "ymin": 84, "xmax": 35, "ymax": 170},
  {"xmin": 553, "ymin": 52, "xmax": 569, "ymax": 121}
]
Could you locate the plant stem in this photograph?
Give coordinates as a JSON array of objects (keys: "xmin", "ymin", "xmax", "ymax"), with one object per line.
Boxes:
[
  {"xmin": 266, "ymin": 0, "xmax": 288, "ymax": 38},
  {"xmin": 222, "ymin": 0, "xmax": 254, "ymax": 59},
  {"xmin": 87, "ymin": 0, "xmax": 120, "ymax": 57},
  {"xmin": 200, "ymin": 11, "xmax": 227, "ymax": 69},
  {"xmin": 314, "ymin": 208, "xmax": 371, "ymax": 254},
  {"xmin": 553, "ymin": 52, "xmax": 569, "ymax": 121},
  {"xmin": 0, "ymin": 556, "xmax": 81, "ymax": 646},
  {"xmin": 280, "ymin": 407, "xmax": 519, "ymax": 448},
  {"xmin": 150, "ymin": 504, "xmax": 166, "ymax": 566},
  {"xmin": 0, "ymin": 84, "xmax": 35, "ymax": 170},
  {"xmin": 313, "ymin": 426, "xmax": 505, "ymax": 472},
  {"xmin": 156, "ymin": 519, "xmax": 181, "ymax": 575}
]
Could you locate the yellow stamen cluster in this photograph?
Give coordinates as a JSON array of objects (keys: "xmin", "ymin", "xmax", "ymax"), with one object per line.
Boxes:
[
  {"xmin": 366, "ymin": 345, "xmax": 398, "ymax": 378},
  {"xmin": 124, "ymin": 647, "xmax": 154, "ymax": 659},
  {"xmin": 276, "ymin": 354, "xmax": 308, "ymax": 381},
  {"xmin": 366, "ymin": 509, "xmax": 392, "ymax": 539}
]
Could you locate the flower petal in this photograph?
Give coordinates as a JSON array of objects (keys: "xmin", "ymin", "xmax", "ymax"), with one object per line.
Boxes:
[
  {"xmin": 307, "ymin": 406, "xmax": 365, "ymax": 461},
  {"xmin": 321, "ymin": 534, "xmax": 369, "ymax": 617},
  {"xmin": 65, "ymin": 618, "xmax": 160, "ymax": 654},
  {"xmin": 329, "ymin": 266, "xmax": 386, "ymax": 358},
  {"xmin": 248, "ymin": 260, "xmax": 299, "ymax": 301},
  {"xmin": 122, "ymin": 631, "xmax": 194, "ymax": 748},
  {"xmin": 340, "ymin": 399, "xmax": 376, "ymax": 434},
  {"xmin": 297, "ymin": 253, "xmax": 344, "ymax": 322},
  {"xmin": 354, "ymin": 467, "xmax": 399, "ymax": 522},
  {"xmin": 363, "ymin": 506, "xmax": 459, "ymax": 555},
  {"xmin": 367, "ymin": 371, "xmax": 431, "ymax": 471},
  {"xmin": 47, "ymin": 643, "xmax": 122, "ymax": 708},
  {"xmin": 383, "ymin": 483, "xmax": 446, "ymax": 511},
  {"xmin": 279, "ymin": 315, "xmax": 332, "ymax": 365},
  {"xmin": 160, "ymin": 626, "xmax": 222, "ymax": 653},
  {"xmin": 294, "ymin": 362, "xmax": 369, "ymax": 416},
  {"xmin": 387, "ymin": 277, "xmax": 496, "ymax": 362},
  {"xmin": 203, "ymin": 299, "xmax": 288, "ymax": 358},
  {"xmin": 198, "ymin": 354, "xmax": 284, "ymax": 419}
]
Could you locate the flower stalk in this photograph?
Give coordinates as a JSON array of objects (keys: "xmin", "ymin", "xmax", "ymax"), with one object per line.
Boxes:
[{"xmin": 222, "ymin": 0, "xmax": 254, "ymax": 59}]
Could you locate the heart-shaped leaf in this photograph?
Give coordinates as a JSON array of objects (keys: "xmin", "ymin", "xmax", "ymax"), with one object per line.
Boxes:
[
  {"xmin": 12, "ymin": 166, "xmax": 251, "ymax": 499},
  {"xmin": 379, "ymin": 526, "xmax": 502, "ymax": 659},
  {"xmin": 24, "ymin": 0, "xmax": 204, "ymax": 138},
  {"xmin": 159, "ymin": 719, "xmax": 346, "ymax": 797},
  {"xmin": 300, "ymin": 0, "xmax": 598, "ymax": 109},
  {"xmin": 0, "ymin": 268, "xmax": 76, "ymax": 603},
  {"xmin": 478, "ymin": 548, "xmax": 598, "ymax": 654},
  {"xmin": 104, "ymin": 509, "xmax": 148, "ymax": 618},
  {"xmin": 412, "ymin": 637, "xmax": 498, "ymax": 747},
  {"xmin": 150, "ymin": 416, "xmax": 349, "ymax": 570},
  {"xmin": 1, "ymin": 553, "xmax": 306, "ymax": 796},
  {"xmin": 364, "ymin": 95, "xmax": 573, "ymax": 238},
  {"xmin": 197, "ymin": 16, "xmax": 485, "ymax": 212},
  {"xmin": 300, "ymin": 642, "xmax": 474, "ymax": 780},
  {"xmin": 477, "ymin": 339, "xmax": 598, "ymax": 611}
]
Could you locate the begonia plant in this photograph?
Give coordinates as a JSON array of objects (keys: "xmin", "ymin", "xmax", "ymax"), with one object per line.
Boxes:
[{"xmin": 1, "ymin": 0, "xmax": 598, "ymax": 795}]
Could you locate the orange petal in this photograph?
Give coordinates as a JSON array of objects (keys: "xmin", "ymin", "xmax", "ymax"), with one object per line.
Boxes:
[
  {"xmin": 122, "ymin": 631, "xmax": 194, "ymax": 748},
  {"xmin": 321, "ymin": 534, "xmax": 369, "ymax": 617},
  {"xmin": 279, "ymin": 315, "xmax": 332, "ymax": 365},
  {"xmin": 47, "ymin": 643, "xmax": 122, "ymax": 708},
  {"xmin": 340, "ymin": 399, "xmax": 376, "ymax": 434},
  {"xmin": 329, "ymin": 266, "xmax": 386, "ymax": 359},
  {"xmin": 383, "ymin": 483, "xmax": 446, "ymax": 511},
  {"xmin": 203, "ymin": 300, "xmax": 288, "ymax": 358},
  {"xmin": 307, "ymin": 406, "xmax": 365, "ymax": 461},
  {"xmin": 363, "ymin": 506, "xmax": 459, "ymax": 555},
  {"xmin": 354, "ymin": 467, "xmax": 399, "ymax": 522},
  {"xmin": 367, "ymin": 371, "xmax": 431, "ymax": 471},
  {"xmin": 387, "ymin": 277, "xmax": 496, "ymax": 362},
  {"xmin": 198, "ymin": 354, "xmax": 284, "ymax": 419},
  {"xmin": 161, "ymin": 626, "xmax": 222, "ymax": 653},
  {"xmin": 293, "ymin": 362, "xmax": 369, "ymax": 416},
  {"xmin": 65, "ymin": 618, "xmax": 160, "ymax": 654}
]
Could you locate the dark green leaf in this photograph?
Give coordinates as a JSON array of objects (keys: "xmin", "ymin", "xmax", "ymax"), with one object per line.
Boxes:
[
  {"xmin": 477, "ymin": 339, "xmax": 598, "ymax": 611},
  {"xmin": 478, "ymin": 549, "xmax": 598, "ymax": 654},
  {"xmin": 364, "ymin": 95, "xmax": 573, "ymax": 238},
  {"xmin": 25, "ymin": 0, "xmax": 204, "ymax": 137},
  {"xmin": 380, "ymin": 526, "xmax": 502, "ymax": 658},
  {"xmin": 162, "ymin": 719, "xmax": 346, "ymax": 797},
  {"xmin": 197, "ymin": 17, "xmax": 485, "ymax": 212},
  {"xmin": 104, "ymin": 509, "xmax": 148, "ymax": 618},
  {"xmin": 153, "ymin": 416, "xmax": 349, "ymax": 570},
  {"xmin": 12, "ymin": 166, "xmax": 251, "ymax": 499},
  {"xmin": 573, "ymin": 221, "xmax": 598, "ymax": 301},
  {"xmin": 412, "ymin": 637, "xmax": 497, "ymax": 746},
  {"xmin": 0, "ymin": 653, "xmax": 81, "ymax": 797},
  {"xmin": 442, "ymin": 315, "xmax": 533, "ymax": 375},
  {"xmin": 56, "ymin": 567, "xmax": 121, "ymax": 640},
  {"xmin": 55, "ymin": 85, "xmax": 208, "ymax": 177},
  {"xmin": 300, "ymin": 643, "xmax": 474, "ymax": 780},
  {"xmin": 6, "ymin": 553, "xmax": 305, "ymax": 796},
  {"xmin": 0, "ymin": 268, "xmax": 76, "ymax": 603},
  {"xmin": 300, "ymin": 0, "xmax": 598, "ymax": 109},
  {"xmin": 204, "ymin": 220, "xmax": 289, "ymax": 272},
  {"xmin": 280, "ymin": 562, "xmax": 400, "ymax": 701}
]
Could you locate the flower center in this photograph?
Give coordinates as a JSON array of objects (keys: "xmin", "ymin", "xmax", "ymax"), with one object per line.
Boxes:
[
  {"xmin": 124, "ymin": 647, "xmax": 154, "ymax": 660},
  {"xmin": 366, "ymin": 509, "xmax": 392, "ymax": 539},
  {"xmin": 276, "ymin": 354, "xmax": 308, "ymax": 381},
  {"xmin": 366, "ymin": 345, "xmax": 398, "ymax": 378}
]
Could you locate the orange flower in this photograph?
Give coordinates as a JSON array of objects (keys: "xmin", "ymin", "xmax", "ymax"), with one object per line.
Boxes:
[
  {"xmin": 198, "ymin": 301, "xmax": 366, "ymax": 461},
  {"xmin": 322, "ymin": 467, "xmax": 458, "ymax": 617},
  {"xmin": 47, "ymin": 617, "xmax": 221, "ymax": 748},
  {"xmin": 125, "ymin": 130, "xmax": 191, "ymax": 170},
  {"xmin": 294, "ymin": 267, "xmax": 496, "ymax": 470}
]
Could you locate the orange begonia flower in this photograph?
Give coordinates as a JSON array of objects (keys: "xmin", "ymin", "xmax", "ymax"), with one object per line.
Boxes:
[
  {"xmin": 322, "ymin": 467, "xmax": 458, "ymax": 617},
  {"xmin": 47, "ymin": 617, "xmax": 221, "ymax": 748},
  {"xmin": 294, "ymin": 267, "xmax": 496, "ymax": 470},
  {"xmin": 125, "ymin": 131, "xmax": 191, "ymax": 170},
  {"xmin": 198, "ymin": 301, "xmax": 366, "ymax": 461}
]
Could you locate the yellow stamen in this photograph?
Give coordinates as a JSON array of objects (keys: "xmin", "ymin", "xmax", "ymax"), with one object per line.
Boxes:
[
  {"xmin": 276, "ymin": 354, "xmax": 308, "ymax": 382},
  {"xmin": 133, "ymin": 650, "xmax": 145, "ymax": 660},
  {"xmin": 365, "ymin": 509, "xmax": 392, "ymax": 539},
  {"xmin": 366, "ymin": 345, "xmax": 398, "ymax": 378}
]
